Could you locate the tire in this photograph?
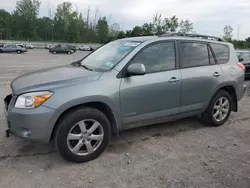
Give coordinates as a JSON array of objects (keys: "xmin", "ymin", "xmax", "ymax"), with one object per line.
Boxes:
[
  {"xmin": 17, "ymin": 50, "xmax": 21, "ymax": 54},
  {"xmin": 55, "ymin": 107, "xmax": 111, "ymax": 163},
  {"xmin": 67, "ymin": 51, "xmax": 71, "ymax": 55},
  {"xmin": 53, "ymin": 51, "xmax": 56, "ymax": 54},
  {"xmin": 201, "ymin": 90, "xmax": 232, "ymax": 126}
]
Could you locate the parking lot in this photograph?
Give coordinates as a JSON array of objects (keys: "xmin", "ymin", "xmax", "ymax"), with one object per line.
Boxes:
[{"xmin": 0, "ymin": 49, "xmax": 250, "ymax": 188}]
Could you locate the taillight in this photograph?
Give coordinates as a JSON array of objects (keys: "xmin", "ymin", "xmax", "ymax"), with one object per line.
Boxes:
[{"xmin": 237, "ymin": 63, "xmax": 245, "ymax": 72}]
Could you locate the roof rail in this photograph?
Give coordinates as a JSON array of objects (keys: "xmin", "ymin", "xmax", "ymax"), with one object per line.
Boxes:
[{"xmin": 159, "ymin": 33, "xmax": 223, "ymax": 41}]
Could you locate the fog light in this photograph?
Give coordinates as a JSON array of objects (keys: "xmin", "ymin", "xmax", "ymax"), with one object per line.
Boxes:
[{"xmin": 23, "ymin": 130, "xmax": 31, "ymax": 137}]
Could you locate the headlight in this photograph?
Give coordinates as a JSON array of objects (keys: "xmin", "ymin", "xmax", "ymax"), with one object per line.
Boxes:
[{"xmin": 15, "ymin": 91, "xmax": 53, "ymax": 109}]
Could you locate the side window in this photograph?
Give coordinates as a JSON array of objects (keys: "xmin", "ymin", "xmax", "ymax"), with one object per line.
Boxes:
[
  {"xmin": 180, "ymin": 42, "xmax": 209, "ymax": 68},
  {"xmin": 210, "ymin": 43, "xmax": 229, "ymax": 64},
  {"xmin": 130, "ymin": 42, "xmax": 176, "ymax": 73}
]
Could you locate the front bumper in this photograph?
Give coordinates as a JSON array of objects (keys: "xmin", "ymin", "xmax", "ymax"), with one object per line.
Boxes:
[{"xmin": 4, "ymin": 94, "xmax": 57, "ymax": 143}]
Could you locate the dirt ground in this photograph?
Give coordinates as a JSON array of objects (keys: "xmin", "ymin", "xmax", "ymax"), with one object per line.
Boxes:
[{"xmin": 0, "ymin": 49, "xmax": 250, "ymax": 188}]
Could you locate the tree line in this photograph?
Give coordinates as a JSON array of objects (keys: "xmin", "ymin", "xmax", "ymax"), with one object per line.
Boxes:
[
  {"xmin": 0, "ymin": 0, "xmax": 249, "ymax": 49},
  {"xmin": 0, "ymin": 0, "xmax": 194, "ymax": 43}
]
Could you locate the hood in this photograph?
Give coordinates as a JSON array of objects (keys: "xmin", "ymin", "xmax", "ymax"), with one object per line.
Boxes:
[{"xmin": 11, "ymin": 64, "xmax": 102, "ymax": 95}]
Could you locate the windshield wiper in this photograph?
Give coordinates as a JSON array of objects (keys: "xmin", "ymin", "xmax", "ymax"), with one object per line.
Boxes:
[
  {"xmin": 80, "ymin": 64, "xmax": 93, "ymax": 71},
  {"xmin": 72, "ymin": 61, "xmax": 93, "ymax": 71}
]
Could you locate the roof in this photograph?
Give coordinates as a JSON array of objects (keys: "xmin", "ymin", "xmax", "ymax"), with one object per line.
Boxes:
[
  {"xmin": 120, "ymin": 36, "xmax": 157, "ymax": 42},
  {"xmin": 119, "ymin": 33, "xmax": 227, "ymax": 44}
]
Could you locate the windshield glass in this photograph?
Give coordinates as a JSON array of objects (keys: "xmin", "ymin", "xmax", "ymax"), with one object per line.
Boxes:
[{"xmin": 81, "ymin": 40, "xmax": 141, "ymax": 71}]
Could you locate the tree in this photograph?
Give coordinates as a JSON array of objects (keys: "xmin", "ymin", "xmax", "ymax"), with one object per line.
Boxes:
[
  {"xmin": 223, "ymin": 25, "xmax": 233, "ymax": 42},
  {"xmin": 153, "ymin": 13, "xmax": 163, "ymax": 35},
  {"xmin": 96, "ymin": 17, "xmax": 109, "ymax": 43},
  {"xmin": 36, "ymin": 17, "xmax": 53, "ymax": 41},
  {"xmin": 109, "ymin": 23, "xmax": 120, "ymax": 38},
  {"xmin": 0, "ymin": 9, "xmax": 12, "ymax": 39},
  {"xmin": 141, "ymin": 23, "xmax": 154, "ymax": 36},
  {"xmin": 54, "ymin": 2, "xmax": 79, "ymax": 42},
  {"xmin": 131, "ymin": 26, "xmax": 142, "ymax": 37},
  {"xmin": 178, "ymin": 19, "xmax": 194, "ymax": 34},
  {"xmin": 14, "ymin": 0, "xmax": 41, "ymax": 40},
  {"xmin": 167, "ymin": 16, "xmax": 179, "ymax": 32},
  {"xmin": 117, "ymin": 30, "xmax": 126, "ymax": 39}
]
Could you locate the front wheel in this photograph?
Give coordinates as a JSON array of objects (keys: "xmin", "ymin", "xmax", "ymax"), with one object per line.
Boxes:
[
  {"xmin": 53, "ymin": 51, "xmax": 56, "ymax": 54},
  {"xmin": 17, "ymin": 50, "xmax": 21, "ymax": 54},
  {"xmin": 201, "ymin": 90, "xmax": 232, "ymax": 126},
  {"xmin": 55, "ymin": 107, "xmax": 111, "ymax": 163},
  {"xmin": 67, "ymin": 51, "xmax": 71, "ymax": 55}
]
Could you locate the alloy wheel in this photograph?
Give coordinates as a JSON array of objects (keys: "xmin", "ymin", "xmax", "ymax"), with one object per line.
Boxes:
[
  {"xmin": 67, "ymin": 119, "xmax": 104, "ymax": 156},
  {"xmin": 213, "ymin": 97, "xmax": 230, "ymax": 122}
]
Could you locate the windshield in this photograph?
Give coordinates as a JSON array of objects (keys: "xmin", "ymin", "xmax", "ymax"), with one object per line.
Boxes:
[{"xmin": 81, "ymin": 40, "xmax": 141, "ymax": 71}]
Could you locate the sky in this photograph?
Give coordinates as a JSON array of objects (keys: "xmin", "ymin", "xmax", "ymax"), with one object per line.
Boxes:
[{"xmin": 2, "ymin": 0, "xmax": 250, "ymax": 40}]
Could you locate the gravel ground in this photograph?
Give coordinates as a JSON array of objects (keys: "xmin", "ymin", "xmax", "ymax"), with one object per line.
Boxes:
[{"xmin": 0, "ymin": 49, "xmax": 250, "ymax": 188}]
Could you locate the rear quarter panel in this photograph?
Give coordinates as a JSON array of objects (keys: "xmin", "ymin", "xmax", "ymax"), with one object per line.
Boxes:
[{"xmin": 215, "ymin": 43, "xmax": 245, "ymax": 100}]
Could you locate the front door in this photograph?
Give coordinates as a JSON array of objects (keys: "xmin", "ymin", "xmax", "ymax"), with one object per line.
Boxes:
[{"xmin": 120, "ymin": 41, "xmax": 181, "ymax": 126}]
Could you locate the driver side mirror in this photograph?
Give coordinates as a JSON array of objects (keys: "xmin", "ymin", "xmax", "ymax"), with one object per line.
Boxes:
[{"xmin": 126, "ymin": 63, "xmax": 146, "ymax": 76}]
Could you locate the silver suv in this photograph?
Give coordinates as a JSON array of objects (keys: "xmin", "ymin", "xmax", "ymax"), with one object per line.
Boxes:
[{"xmin": 4, "ymin": 34, "xmax": 247, "ymax": 163}]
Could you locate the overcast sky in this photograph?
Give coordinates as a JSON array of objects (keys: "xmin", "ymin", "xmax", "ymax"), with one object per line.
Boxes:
[{"xmin": 2, "ymin": 0, "xmax": 250, "ymax": 39}]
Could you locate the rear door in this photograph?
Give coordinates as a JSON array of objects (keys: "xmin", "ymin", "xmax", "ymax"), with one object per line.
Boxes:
[{"xmin": 178, "ymin": 41, "xmax": 223, "ymax": 114}]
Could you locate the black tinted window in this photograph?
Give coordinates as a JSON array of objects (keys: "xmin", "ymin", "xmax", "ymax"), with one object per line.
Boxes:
[
  {"xmin": 210, "ymin": 43, "xmax": 229, "ymax": 64},
  {"xmin": 131, "ymin": 42, "xmax": 176, "ymax": 73},
  {"xmin": 180, "ymin": 42, "xmax": 209, "ymax": 68}
]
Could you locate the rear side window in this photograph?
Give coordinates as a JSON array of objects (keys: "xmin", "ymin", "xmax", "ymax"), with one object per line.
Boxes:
[
  {"xmin": 210, "ymin": 43, "xmax": 229, "ymax": 64},
  {"xmin": 180, "ymin": 42, "xmax": 209, "ymax": 68}
]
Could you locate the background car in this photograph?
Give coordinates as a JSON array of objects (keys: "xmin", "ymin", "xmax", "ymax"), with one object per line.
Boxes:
[
  {"xmin": 79, "ymin": 45, "xmax": 94, "ymax": 51},
  {"xmin": 0, "ymin": 43, "xmax": 4, "ymax": 47},
  {"xmin": 45, "ymin": 44, "xmax": 52, "ymax": 49},
  {"xmin": 0, "ymin": 44, "xmax": 28, "ymax": 54},
  {"xmin": 49, "ymin": 44, "xmax": 74, "ymax": 55},
  {"xmin": 66, "ymin": 44, "xmax": 77, "ymax": 52},
  {"xmin": 25, "ymin": 44, "xmax": 34, "ymax": 49},
  {"xmin": 236, "ymin": 50, "xmax": 250, "ymax": 78},
  {"xmin": 16, "ymin": 43, "xmax": 25, "ymax": 48}
]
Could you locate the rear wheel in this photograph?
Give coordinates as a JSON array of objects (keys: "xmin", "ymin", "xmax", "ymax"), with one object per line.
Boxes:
[
  {"xmin": 53, "ymin": 51, "xmax": 56, "ymax": 54},
  {"xmin": 201, "ymin": 90, "xmax": 232, "ymax": 126},
  {"xmin": 67, "ymin": 51, "xmax": 71, "ymax": 55},
  {"xmin": 55, "ymin": 107, "xmax": 111, "ymax": 163},
  {"xmin": 17, "ymin": 50, "xmax": 21, "ymax": 54}
]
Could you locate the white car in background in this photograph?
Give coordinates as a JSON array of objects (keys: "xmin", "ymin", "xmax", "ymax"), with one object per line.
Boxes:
[
  {"xmin": 79, "ymin": 45, "xmax": 94, "ymax": 51},
  {"xmin": 25, "ymin": 44, "xmax": 34, "ymax": 49}
]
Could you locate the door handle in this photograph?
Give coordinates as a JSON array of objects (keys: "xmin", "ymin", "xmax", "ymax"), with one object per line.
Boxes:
[
  {"xmin": 213, "ymin": 72, "xmax": 221, "ymax": 77},
  {"xmin": 168, "ymin": 77, "xmax": 180, "ymax": 83}
]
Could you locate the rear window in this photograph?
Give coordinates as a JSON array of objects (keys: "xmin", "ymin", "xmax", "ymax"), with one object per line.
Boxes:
[{"xmin": 210, "ymin": 43, "xmax": 229, "ymax": 64}]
